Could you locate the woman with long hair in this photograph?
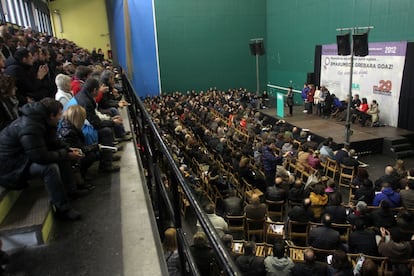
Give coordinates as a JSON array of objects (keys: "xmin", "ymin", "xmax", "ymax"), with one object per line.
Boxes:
[
  {"xmin": 163, "ymin": 228, "xmax": 180, "ymax": 276},
  {"xmin": 58, "ymin": 105, "xmax": 99, "ymax": 190}
]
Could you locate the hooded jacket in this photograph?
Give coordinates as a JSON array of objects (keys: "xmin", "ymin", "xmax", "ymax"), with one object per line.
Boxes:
[
  {"xmin": 264, "ymin": 256, "xmax": 294, "ymax": 276},
  {"xmin": 373, "ymin": 187, "xmax": 401, "ymax": 208},
  {"xmin": 0, "ymin": 102, "xmax": 69, "ymax": 189}
]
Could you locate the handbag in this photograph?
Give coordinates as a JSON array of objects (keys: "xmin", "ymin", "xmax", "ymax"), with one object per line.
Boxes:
[
  {"xmin": 82, "ymin": 119, "xmax": 98, "ymax": 145},
  {"xmin": 305, "ymin": 171, "xmax": 320, "ymax": 189}
]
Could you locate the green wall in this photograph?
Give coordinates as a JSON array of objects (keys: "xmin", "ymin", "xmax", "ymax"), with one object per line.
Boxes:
[
  {"xmin": 266, "ymin": 0, "xmax": 414, "ymax": 92},
  {"xmin": 154, "ymin": 0, "xmax": 266, "ymax": 93}
]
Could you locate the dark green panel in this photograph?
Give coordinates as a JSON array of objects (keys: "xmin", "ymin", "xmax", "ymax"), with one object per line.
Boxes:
[
  {"xmin": 267, "ymin": 0, "xmax": 414, "ymax": 91},
  {"xmin": 155, "ymin": 0, "xmax": 266, "ymax": 93}
]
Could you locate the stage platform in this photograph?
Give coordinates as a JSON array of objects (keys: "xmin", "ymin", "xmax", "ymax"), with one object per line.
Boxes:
[{"xmin": 260, "ymin": 106, "xmax": 414, "ymax": 155}]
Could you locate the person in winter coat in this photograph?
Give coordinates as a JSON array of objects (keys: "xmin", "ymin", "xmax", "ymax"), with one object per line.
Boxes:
[
  {"xmin": 57, "ymin": 105, "xmax": 99, "ymax": 190},
  {"xmin": 0, "ymin": 98, "xmax": 84, "ymax": 220},
  {"xmin": 264, "ymin": 241, "xmax": 294, "ymax": 276},
  {"xmin": 235, "ymin": 241, "xmax": 266, "ymax": 276},
  {"xmin": 292, "ymin": 248, "xmax": 327, "ymax": 276},
  {"xmin": 75, "ymin": 78, "xmax": 121, "ymax": 172},
  {"xmin": 372, "ymin": 182, "xmax": 401, "ymax": 208},
  {"xmin": 4, "ymin": 47, "xmax": 49, "ymax": 105},
  {"xmin": 262, "ymin": 140, "xmax": 285, "ymax": 187},
  {"xmin": 0, "ymin": 74, "xmax": 18, "ymax": 131}
]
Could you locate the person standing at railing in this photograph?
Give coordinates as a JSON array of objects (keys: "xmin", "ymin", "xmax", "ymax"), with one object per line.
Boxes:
[{"xmin": 163, "ymin": 228, "xmax": 181, "ymax": 276}]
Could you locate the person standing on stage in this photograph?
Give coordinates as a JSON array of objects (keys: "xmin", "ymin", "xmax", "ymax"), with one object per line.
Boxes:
[
  {"xmin": 286, "ymin": 87, "xmax": 294, "ymax": 116},
  {"xmin": 301, "ymin": 83, "xmax": 309, "ymax": 113}
]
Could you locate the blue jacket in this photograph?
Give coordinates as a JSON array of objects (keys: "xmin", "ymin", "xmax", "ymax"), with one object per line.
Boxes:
[
  {"xmin": 301, "ymin": 87, "xmax": 309, "ymax": 101},
  {"xmin": 261, "ymin": 145, "xmax": 282, "ymax": 173},
  {"xmin": 373, "ymin": 187, "xmax": 401, "ymax": 208}
]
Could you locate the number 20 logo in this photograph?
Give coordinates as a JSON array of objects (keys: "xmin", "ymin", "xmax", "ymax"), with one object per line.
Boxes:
[{"xmin": 378, "ymin": 80, "xmax": 392, "ymax": 92}]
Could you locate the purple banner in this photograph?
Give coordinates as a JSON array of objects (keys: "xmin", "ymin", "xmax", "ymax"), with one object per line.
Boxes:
[{"xmin": 322, "ymin": 41, "xmax": 407, "ymax": 56}]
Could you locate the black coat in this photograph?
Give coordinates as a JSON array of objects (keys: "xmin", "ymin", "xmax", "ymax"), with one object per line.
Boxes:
[
  {"xmin": 349, "ymin": 229, "xmax": 378, "ymax": 256},
  {"xmin": 75, "ymin": 87, "xmax": 114, "ymax": 130},
  {"xmin": 4, "ymin": 56, "xmax": 45, "ymax": 104},
  {"xmin": 308, "ymin": 226, "xmax": 341, "ymax": 250},
  {"xmin": 223, "ymin": 196, "xmax": 243, "ymax": 216},
  {"xmin": 57, "ymin": 119, "xmax": 99, "ymax": 153},
  {"xmin": 236, "ymin": 255, "xmax": 266, "ymax": 276},
  {"xmin": 292, "ymin": 262, "xmax": 328, "ymax": 276},
  {"xmin": 266, "ymin": 185, "xmax": 286, "ymax": 201},
  {"xmin": 0, "ymin": 102, "xmax": 69, "ymax": 189}
]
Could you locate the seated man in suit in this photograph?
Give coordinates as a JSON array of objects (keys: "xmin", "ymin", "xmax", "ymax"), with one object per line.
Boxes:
[
  {"xmin": 349, "ymin": 218, "xmax": 378, "ymax": 256},
  {"xmin": 308, "ymin": 213, "xmax": 341, "ymax": 250}
]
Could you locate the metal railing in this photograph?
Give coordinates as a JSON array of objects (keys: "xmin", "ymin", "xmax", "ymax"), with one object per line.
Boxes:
[{"xmin": 122, "ymin": 75, "xmax": 241, "ymax": 276}]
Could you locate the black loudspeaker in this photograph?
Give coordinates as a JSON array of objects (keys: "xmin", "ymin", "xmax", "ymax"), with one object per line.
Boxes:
[
  {"xmin": 353, "ymin": 33, "xmax": 369, "ymax": 57},
  {"xmin": 307, "ymin": 72, "xmax": 315, "ymax": 84},
  {"xmin": 336, "ymin": 33, "xmax": 351, "ymax": 55},
  {"xmin": 249, "ymin": 40, "xmax": 265, "ymax": 56},
  {"xmin": 255, "ymin": 41, "xmax": 265, "ymax": 55},
  {"xmin": 249, "ymin": 42, "xmax": 257, "ymax": 55}
]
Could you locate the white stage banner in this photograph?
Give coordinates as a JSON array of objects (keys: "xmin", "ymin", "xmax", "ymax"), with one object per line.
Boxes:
[{"xmin": 320, "ymin": 41, "xmax": 407, "ymax": 127}]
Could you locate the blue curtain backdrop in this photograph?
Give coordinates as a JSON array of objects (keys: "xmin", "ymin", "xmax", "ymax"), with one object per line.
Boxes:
[{"xmin": 107, "ymin": 0, "xmax": 160, "ymax": 97}]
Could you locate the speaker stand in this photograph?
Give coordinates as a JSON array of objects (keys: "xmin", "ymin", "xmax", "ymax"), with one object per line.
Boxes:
[{"xmin": 255, "ymin": 54, "xmax": 260, "ymax": 96}]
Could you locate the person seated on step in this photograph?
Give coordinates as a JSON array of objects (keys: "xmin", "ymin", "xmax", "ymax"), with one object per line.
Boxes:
[
  {"xmin": 74, "ymin": 78, "xmax": 121, "ymax": 173},
  {"xmin": 0, "ymin": 98, "xmax": 84, "ymax": 220},
  {"xmin": 58, "ymin": 105, "xmax": 99, "ymax": 191}
]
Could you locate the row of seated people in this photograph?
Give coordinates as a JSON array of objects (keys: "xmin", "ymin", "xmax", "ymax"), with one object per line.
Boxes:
[
  {"xmin": 302, "ymin": 85, "xmax": 380, "ymax": 127},
  {"xmin": 165, "ymin": 222, "xmax": 413, "ymax": 275},
  {"xmin": 0, "ymin": 26, "xmax": 131, "ymax": 221},
  {"xmin": 145, "ymin": 90, "xmax": 410, "ymax": 274}
]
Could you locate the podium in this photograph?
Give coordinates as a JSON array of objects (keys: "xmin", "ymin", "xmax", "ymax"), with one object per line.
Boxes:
[{"xmin": 276, "ymin": 92, "xmax": 284, "ymax": 118}]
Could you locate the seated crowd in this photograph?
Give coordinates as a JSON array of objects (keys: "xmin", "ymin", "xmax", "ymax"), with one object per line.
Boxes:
[
  {"xmin": 0, "ymin": 25, "xmax": 131, "ymax": 221},
  {"xmin": 145, "ymin": 89, "xmax": 414, "ymax": 275}
]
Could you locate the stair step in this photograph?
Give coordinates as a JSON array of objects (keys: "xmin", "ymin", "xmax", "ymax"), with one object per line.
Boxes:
[
  {"xmin": 0, "ymin": 187, "xmax": 22, "ymax": 224},
  {"xmin": 395, "ymin": 150, "xmax": 414, "ymax": 159},
  {"xmin": 384, "ymin": 136, "xmax": 410, "ymax": 145},
  {"xmin": 0, "ymin": 181, "xmax": 53, "ymax": 252},
  {"xmin": 390, "ymin": 143, "xmax": 413, "ymax": 152}
]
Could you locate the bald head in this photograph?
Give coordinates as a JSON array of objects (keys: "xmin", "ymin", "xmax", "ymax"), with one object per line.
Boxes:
[
  {"xmin": 385, "ymin": 166, "xmax": 394, "ymax": 175},
  {"xmin": 250, "ymin": 194, "xmax": 260, "ymax": 205},
  {"xmin": 275, "ymin": 177, "xmax": 283, "ymax": 185}
]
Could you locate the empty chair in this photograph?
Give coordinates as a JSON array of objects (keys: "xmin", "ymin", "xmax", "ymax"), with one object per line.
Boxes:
[
  {"xmin": 226, "ymin": 215, "xmax": 246, "ymax": 240},
  {"xmin": 325, "ymin": 156, "xmax": 338, "ymax": 179},
  {"xmin": 246, "ymin": 217, "xmax": 266, "ymax": 242},
  {"xmin": 287, "ymin": 220, "xmax": 309, "ymax": 246},
  {"xmin": 338, "ymin": 163, "xmax": 355, "ymax": 189},
  {"xmin": 265, "ymin": 220, "xmax": 285, "ymax": 244},
  {"xmin": 265, "ymin": 200, "xmax": 285, "ymax": 222}
]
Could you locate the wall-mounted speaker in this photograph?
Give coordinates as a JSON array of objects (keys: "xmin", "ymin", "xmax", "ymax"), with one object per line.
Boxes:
[
  {"xmin": 336, "ymin": 33, "xmax": 351, "ymax": 55},
  {"xmin": 307, "ymin": 72, "xmax": 315, "ymax": 85},
  {"xmin": 249, "ymin": 40, "xmax": 265, "ymax": 56},
  {"xmin": 353, "ymin": 33, "xmax": 369, "ymax": 57}
]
